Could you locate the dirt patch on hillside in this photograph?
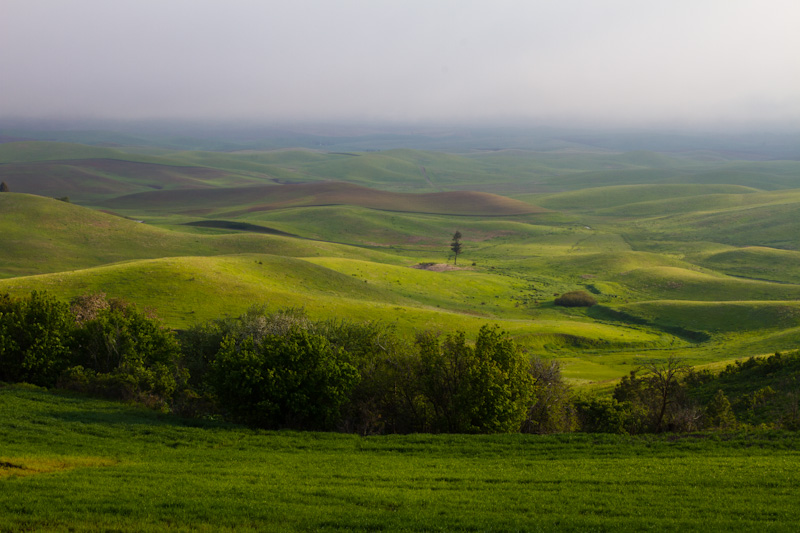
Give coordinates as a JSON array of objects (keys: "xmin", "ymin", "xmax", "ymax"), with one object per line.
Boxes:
[{"xmin": 411, "ymin": 263, "xmax": 469, "ymax": 272}]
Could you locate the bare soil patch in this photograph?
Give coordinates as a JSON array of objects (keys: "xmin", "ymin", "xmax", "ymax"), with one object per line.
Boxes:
[{"xmin": 411, "ymin": 263, "xmax": 469, "ymax": 272}]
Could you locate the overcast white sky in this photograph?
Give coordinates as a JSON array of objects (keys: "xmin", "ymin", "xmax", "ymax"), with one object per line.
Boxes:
[{"xmin": 2, "ymin": 0, "xmax": 799, "ymax": 129}]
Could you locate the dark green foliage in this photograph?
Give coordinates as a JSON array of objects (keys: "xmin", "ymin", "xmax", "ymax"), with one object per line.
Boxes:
[
  {"xmin": 210, "ymin": 328, "xmax": 359, "ymax": 429},
  {"xmin": 0, "ymin": 181, "xmax": 8, "ymax": 192},
  {"xmin": 0, "ymin": 291, "xmax": 75, "ymax": 387},
  {"xmin": 312, "ymin": 319, "xmax": 416, "ymax": 435},
  {"xmin": 720, "ymin": 351, "xmax": 794, "ymax": 378},
  {"xmin": 574, "ymin": 395, "xmax": 631, "ymax": 434},
  {"xmin": 67, "ymin": 295, "xmax": 184, "ymax": 402},
  {"xmin": 71, "ymin": 296, "xmax": 178, "ymax": 372},
  {"xmin": 554, "ymin": 290, "xmax": 597, "ymax": 307},
  {"xmin": 704, "ymin": 389, "xmax": 736, "ymax": 429},
  {"xmin": 611, "ymin": 357, "xmax": 697, "ymax": 433},
  {"xmin": 686, "ymin": 351, "xmax": 800, "ymax": 428},
  {"xmin": 0, "ymin": 291, "xmax": 183, "ymax": 404},
  {"xmin": 522, "ymin": 358, "xmax": 576, "ymax": 434},
  {"xmin": 450, "ymin": 230, "xmax": 462, "ymax": 264},
  {"xmin": 415, "ymin": 325, "xmax": 535, "ymax": 433},
  {"xmin": 179, "ymin": 306, "xmax": 309, "ymax": 387}
]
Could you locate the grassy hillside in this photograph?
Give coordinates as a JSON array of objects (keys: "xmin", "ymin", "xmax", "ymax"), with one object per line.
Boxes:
[
  {"xmin": 610, "ymin": 266, "xmax": 800, "ymax": 301},
  {"xmin": 526, "ymin": 184, "xmax": 758, "ymax": 212},
  {"xmin": 697, "ymin": 247, "xmax": 800, "ymax": 284},
  {"xmin": 0, "ymin": 254, "xmax": 665, "ymax": 354},
  {"xmin": 0, "ymin": 141, "xmax": 179, "ymax": 164},
  {"xmin": 634, "ymin": 199, "xmax": 800, "ymax": 250},
  {"xmin": 6, "ymin": 139, "xmax": 800, "ymax": 386},
  {"xmin": 102, "ymin": 181, "xmax": 543, "ymax": 217},
  {"xmin": 0, "ymin": 193, "xmax": 408, "ymax": 278},
  {"xmin": 617, "ymin": 300, "xmax": 800, "ymax": 334}
]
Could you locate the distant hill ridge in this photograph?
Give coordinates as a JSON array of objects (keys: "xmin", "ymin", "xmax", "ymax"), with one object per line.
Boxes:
[{"xmin": 103, "ymin": 181, "xmax": 545, "ymax": 216}]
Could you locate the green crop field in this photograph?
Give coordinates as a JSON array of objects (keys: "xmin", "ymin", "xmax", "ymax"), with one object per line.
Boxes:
[{"xmin": 2, "ymin": 385, "xmax": 800, "ymax": 532}]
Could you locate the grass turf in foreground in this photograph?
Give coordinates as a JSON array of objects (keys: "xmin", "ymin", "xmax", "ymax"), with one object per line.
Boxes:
[{"xmin": 2, "ymin": 385, "xmax": 800, "ymax": 532}]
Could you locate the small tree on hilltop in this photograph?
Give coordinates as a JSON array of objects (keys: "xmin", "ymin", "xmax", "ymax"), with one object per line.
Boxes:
[
  {"xmin": 450, "ymin": 230, "xmax": 463, "ymax": 265},
  {"xmin": 0, "ymin": 181, "xmax": 9, "ymax": 192}
]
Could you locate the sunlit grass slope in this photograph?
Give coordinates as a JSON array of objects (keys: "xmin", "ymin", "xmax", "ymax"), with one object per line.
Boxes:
[
  {"xmin": 0, "ymin": 254, "xmax": 666, "ymax": 358},
  {"xmin": 631, "ymin": 194, "xmax": 800, "ymax": 249},
  {"xmin": 0, "ymin": 193, "xmax": 408, "ymax": 278},
  {"xmin": 235, "ymin": 206, "xmax": 554, "ymax": 249},
  {"xmin": 611, "ymin": 266, "xmax": 800, "ymax": 301},
  {"xmin": 697, "ymin": 247, "xmax": 800, "ymax": 284}
]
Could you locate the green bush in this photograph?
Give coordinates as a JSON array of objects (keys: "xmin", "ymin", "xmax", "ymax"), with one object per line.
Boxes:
[
  {"xmin": 574, "ymin": 396, "xmax": 630, "ymax": 434},
  {"xmin": 0, "ymin": 291, "xmax": 75, "ymax": 387},
  {"xmin": 416, "ymin": 325, "xmax": 535, "ymax": 433},
  {"xmin": 522, "ymin": 358, "xmax": 576, "ymax": 434},
  {"xmin": 210, "ymin": 328, "xmax": 359, "ymax": 430},
  {"xmin": 554, "ymin": 291, "xmax": 597, "ymax": 307},
  {"xmin": 704, "ymin": 389, "xmax": 736, "ymax": 429},
  {"xmin": 179, "ymin": 306, "xmax": 309, "ymax": 392},
  {"xmin": 69, "ymin": 295, "xmax": 184, "ymax": 402}
]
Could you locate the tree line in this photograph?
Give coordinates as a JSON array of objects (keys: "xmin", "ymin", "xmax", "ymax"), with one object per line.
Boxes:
[{"xmin": 1, "ymin": 291, "xmax": 797, "ymax": 434}]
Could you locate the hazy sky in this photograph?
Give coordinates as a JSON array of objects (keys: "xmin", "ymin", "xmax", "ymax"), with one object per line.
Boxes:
[{"xmin": 2, "ymin": 0, "xmax": 799, "ymax": 128}]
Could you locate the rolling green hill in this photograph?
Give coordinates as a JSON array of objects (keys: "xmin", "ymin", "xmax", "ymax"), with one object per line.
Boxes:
[
  {"xmin": 0, "ymin": 253, "xmax": 667, "ymax": 364},
  {"xmin": 102, "ymin": 181, "xmax": 544, "ymax": 217},
  {"xmin": 528, "ymin": 184, "xmax": 759, "ymax": 212},
  {"xmin": 5, "ymin": 138, "xmax": 800, "ymax": 384},
  {"xmin": 697, "ymin": 247, "xmax": 800, "ymax": 284},
  {"xmin": 0, "ymin": 193, "xmax": 406, "ymax": 278}
]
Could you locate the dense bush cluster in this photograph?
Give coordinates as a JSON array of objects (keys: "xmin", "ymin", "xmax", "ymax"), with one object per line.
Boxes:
[
  {"xmin": 3, "ymin": 291, "xmax": 799, "ymax": 434},
  {"xmin": 0, "ymin": 291, "xmax": 183, "ymax": 408},
  {"xmin": 181, "ymin": 308, "xmax": 540, "ymax": 433},
  {"xmin": 554, "ymin": 291, "xmax": 597, "ymax": 307}
]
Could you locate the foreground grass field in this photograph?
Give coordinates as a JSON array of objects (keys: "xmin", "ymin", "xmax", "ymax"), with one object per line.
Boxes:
[{"xmin": 3, "ymin": 384, "xmax": 800, "ymax": 532}]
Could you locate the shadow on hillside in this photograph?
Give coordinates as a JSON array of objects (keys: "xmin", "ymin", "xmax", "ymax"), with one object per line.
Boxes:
[
  {"xmin": 183, "ymin": 220, "xmax": 301, "ymax": 237},
  {"xmin": 588, "ymin": 305, "xmax": 711, "ymax": 343}
]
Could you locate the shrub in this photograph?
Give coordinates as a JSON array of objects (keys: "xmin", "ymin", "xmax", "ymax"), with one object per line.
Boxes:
[
  {"xmin": 574, "ymin": 396, "xmax": 630, "ymax": 434},
  {"xmin": 311, "ymin": 319, "xmax": 415, "ymax": 435},
  {"xmin": 0, "ymin": 291, "xmax": 75, "ymax": 387},
  {"xmin": 179, "ymin": 306, "xmax": 310, "ymax": 390},
  {"xmin": 704, "ymin": 389, "xmax": 736, "ymax": 429},
  {"xmin": 522, "ymin": 358, "xmax": 576, "ymax": 434},
  {"xmin": 416, "ymin": 325, "xmax": 535, "ymax": 433},
  {"xmin": 554, "ymin": 291, "xmax": 597, "ymax": 307},
  {"xmin": 70, "ymin": 295, "xmax": 184, "ymax": 401},
  {"xmin": 210, "ymin": 328, "xmax": 359, "ymax": 430}
]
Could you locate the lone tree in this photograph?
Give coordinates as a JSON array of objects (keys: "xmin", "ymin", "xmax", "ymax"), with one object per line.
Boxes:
[
  {"xmin": 450, "ymin": 230, "xmax": 463, "ymax": 265},
  {"xmin": 0, "ymin": 181, "xmax": 9, "ymax": 192},
  {"xmin": 642, "ymin": 355, "xmax": 690, "ymax": 432}
]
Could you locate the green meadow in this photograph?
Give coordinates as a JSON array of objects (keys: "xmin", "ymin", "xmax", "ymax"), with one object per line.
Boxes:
[{"xmin": 3, "ymin": 384, "xmax": 800, "ymax": 532}]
